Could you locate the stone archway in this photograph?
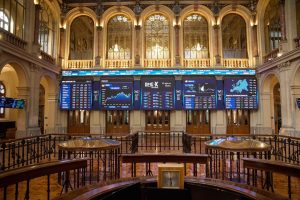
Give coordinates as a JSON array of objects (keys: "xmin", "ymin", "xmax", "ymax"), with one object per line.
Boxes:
[
  {"xmin": 0, "ymin": 63, "xmax": 29, "ymax": 138},
  {"xmin": 292, "ymin": 65, "xmax": 300, "ymax": 133}
]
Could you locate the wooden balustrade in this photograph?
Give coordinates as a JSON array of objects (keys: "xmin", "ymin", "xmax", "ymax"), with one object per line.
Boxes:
[
  {"xmin": 120, "ymin": 153, "xmax": 210, "ymax": 177},
  {"xmin": 105, "ymin": 59, "xmax": 132, "ymax": 68},
  {"xmin": 263, "ymin": 48, "xmax": 280, "ymax": 63},
  {"xmin": 222, "ymin": 58, "xmax": 249, "ymax": 68},
  {"xmin": 66, "ymin": 60, "xmax": 94, "ymax": 69},
  {"xmin": 144, "ymin": 59, "xmax": 171, "ymax": 68},
  {"xmin": 41, "ymin": 51, "xmax": 55, "ymax": 64},
  {"xmin": 183, "ymin": 59, "xmax": 210, "ymax": 68},
  {"xmin": 0, "ymin": 159, "xmax": 88, "ymax": 200},
  {"xmin": 243, "ymin": 158, "xmax": 300, "ymax": 199},
  {"xmin": 0, "ymin": 28, "xmax": 27, "ymax": 49}
]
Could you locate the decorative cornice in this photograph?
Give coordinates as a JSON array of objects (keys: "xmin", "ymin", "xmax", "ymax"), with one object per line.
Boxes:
[
  {"xmin": 257, "ymin": 48, "xmax": 300, "ymax": 74},
  {"xmin": 0, "ymin": 41, "xmax": 60, "ymax": 75}
]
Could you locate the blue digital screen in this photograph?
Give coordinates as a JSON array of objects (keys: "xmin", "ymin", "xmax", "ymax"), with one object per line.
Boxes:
[
  {"xmin": 71, "ymin": 81, "xmax": 92, "ymax": 110},
  {"xmin": 297, "ymin": 98, "xmax": 300, "ymax": 108},
  {"xmin": 60, "ymin": 82, "xmax": 71, "ymax": 109},
  {"xmin": 0, "ymin": 97, "xmax": 25, "ymax": 109},
  {"xmin": 100, "ymin": 79, "xmax": 133, "ymax": 110},
  {"xmin": 60, "ymin": 81, "xmax": 92, "ymax": 110},
  {"xmin": 92, "ymin": 81, "xmax": 101, "ymax": 110},
  {"xmin": 224, "ymin": 77, "xmax": 258, "ymax": 109},
  {"xmin": 216, "ymin": 80, "xmax": 225, "ymax": 109},
  {"xmin": 62, "ymin": 69, "xmax": 256, "ymax": 77},
  {"xmin": 133, "ymin": 80, "xmax": 141, "ymax": 110},
  {"xmin": 175, "ymin": 80, "xmax": 182, "ymax": 110},
  {"xmin": 183, "ymin": 77, "xmax": 217, "ymax": 109},
  {"xmin": 141, "ymin": 77, "xmax": 175, "ymax": 110}
]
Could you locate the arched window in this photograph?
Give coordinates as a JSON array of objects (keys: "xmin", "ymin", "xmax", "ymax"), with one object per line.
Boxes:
[
  {"xmin": 39, "ymin": 0, "xmax": 55, "ymax": 56},
  {"xmin": 222, "ymin": 14, "xmax": 247, "ymax": 58},
  {"xmin": 145, "ymin": 14, "xmax": 169, "ymax": 59},
  {"xmin": 0, "ymin": 0, "xmax": 25, "ymax": 38},
  {"xmin": 264, "ymin": 0, "xmax": 281, "ymax": 54},
  {"xmin": 0, "ymin": 81, "xmax": 6, "ymax": 118},
  {"xmin": 183, "ymin": 14, "xmax": 209, "ymax": 59},
  {"xmin": 107, "ymin": 15, "xmax": 132, "ymax": 60},
  {"xmin": 69, "ymin": 16, "xmax": 94, "ymax": 60},
  {"xmin": 0, "ymin": 10, "xmax": 9, "ymax": 31}
]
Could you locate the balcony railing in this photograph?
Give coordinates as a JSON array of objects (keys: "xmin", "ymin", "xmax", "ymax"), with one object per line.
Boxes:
[
  {"xmin": 144, "ymin": 59, "xmax": 171, "ymax": 68},
  {"xmin": 66, "ymin": 60, "xmax": 94, "ymax": 69},
  {"xmin": 0, "ymin": 28, "xmax": 27, "ymax": 49},
  {"xmin": 263, "ymin": 48, "xmax": 279, "ymax": 63},
  {"xmin": 40, "ymin": 51, "xmax": 55, "ymax": 64},
  {"xmin": 222, "ymin": 58, "xmax": 249, "ymax": 68},
  {"xmin": 105, "ymin": 59, "xmax": 132, "ymax": 68},
  {"xmin": 183, "ymin": 59, "xmax": 210, "ymax": 68}
]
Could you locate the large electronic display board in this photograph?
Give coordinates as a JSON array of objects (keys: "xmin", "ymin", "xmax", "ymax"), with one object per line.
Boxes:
[
  {"xmin": 0, "ymin": 97, "xmax": 25, "ymax": 109},
  {"xmin": 60, "ymin": 81, "xmax": 92, "ymax": 110},
  {"xmin": 62, "ymin": 69, "xmax": 256, "ymax": 77},
  {"xmin": 141, "ymin": 77, "xmax": 175, "ymax": 110},
  {"xmin": 224, "ymin": 77, "xmax": 258, "ymax": 109},
  {"xmin": 60, "ymin": 82, "xmax": 71, "ymax": 109},
  {"xmin": 183, "ymin": 77, "xmax": 217, "ymax": 109},
  {"xmin": 100, "ymin": 79, "xmax": 133, "ymax": 110}
]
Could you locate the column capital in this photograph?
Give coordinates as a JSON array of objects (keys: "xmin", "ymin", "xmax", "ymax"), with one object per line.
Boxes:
[
  {"xmin": 135, "ymin": 25, "xmax": 141, "ymax": 30},
  {"xmin": 174, "ymin": 24, "xmax": 180, "ymax": 30},
  {"xmin": 213, "ymin": 24, "xmax": 220, "ymax": 30},
  {"xmin": 278, "ymin": 61, "xmax": 291, "ymax": 72},
  {"xmin": 96, "ymin": 26, "xmax": 103, "ymax": 31}
]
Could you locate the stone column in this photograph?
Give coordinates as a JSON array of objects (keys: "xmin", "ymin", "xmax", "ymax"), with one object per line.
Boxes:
[
  {"xmin": 174, "ymin": 25, "xmax": 181, "ymax": 66},
  {"xmin": 278, "ymin": 62, "xmax": 294, "ymax": 135},
  {"xmin": 59, "ymin": 27, "xmax": 66, "ymax": 67},
  {"xmin": 33, "ymin": 4, "xmax": 41, "ymax": 45},
  {"xmin": 279, "ymin": 0, "xmax": 287, "ymax": 41},
  {"xmin": 27, "ymin": 64, "xmax": 42, "ymax": 136},
  {"xmin": 95, "ymin": 25, "xmax": 103, "ymax": 68},
  {"xmin": 16, "ymin": 87, "xmax": 30, "ymax": 138},
  {"xmin": 213, "ymin": 24, "xmax": 221, "ymax": 65},
  {"xmin": 134, "ymin": 25, "xmax": 141, "ymax": 66},
  {"xmin": 32, "ymin": 4, "xmax": 41, "ymax": 55},
  {"xmin": 252, "ymin": 25, "xmax": 258, "ymax": 57}
]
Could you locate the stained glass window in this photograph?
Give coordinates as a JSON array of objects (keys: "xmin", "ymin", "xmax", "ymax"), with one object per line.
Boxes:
[
  {"xmin": 222, "ymin": 14, "xmax": 247, "ymax": 58},
  {"xmin": 183, "ymin": 14, "xmax": 209, "ymax": 59},
  {"xmin": 107, "ymin": 15, "xmax": 132, "ymax": 59},
  {"xmin": 264, "ymin": 0, "xmax": 281, "ymax": 54},
  {"xmin": 39, "ymin": 0, "xmax": 55, "ymax": 56},
  {"xmin": 145, "ymin": 14, "xmax": 169, "ymax": 59}
]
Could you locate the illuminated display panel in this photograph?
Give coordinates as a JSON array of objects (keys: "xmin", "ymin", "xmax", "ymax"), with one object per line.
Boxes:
[
  {"xmin": 183, "ymin": 77, "xmax": 217, "ymax": 109},
  {"xmin": 62, "ymin": 69, "xmax": 256, "ymax": 77},
  {"xmin": 141, "ymin": 77, "xmax": 175, "ymax": 110},
  {"xmin": 60, "ymin": 81, "xmax": 92, "ymax": 110},
  {"xmin": 224, "ymin": 77, "xmax": 258, "ymax": 109},
  {"xmin": 100, "ymin": 78, "xmax": 133, "ymax": 110},
  {"xmin": 0, "ymin": 97, "xmax": 25, "ymax": 109}
]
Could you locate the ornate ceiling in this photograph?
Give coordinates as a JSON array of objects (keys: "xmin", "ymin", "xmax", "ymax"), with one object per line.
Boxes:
[{"xmin": 59, "ymin": 0, "xmax": 259, "ymax": 15}]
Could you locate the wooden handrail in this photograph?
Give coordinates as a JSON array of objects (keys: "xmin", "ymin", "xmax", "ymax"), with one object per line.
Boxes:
[
  {"xmin": 120, "ymin": 153, "xmax": 210, "ymax": 164},
  {"xmin": 0, "ymin": 159, "xmax": 88, "ymax": 187},
  {"xmin": 58, "ymin": 177, "xmax": 288, "ymax": 200},
  {"xmin": 242, "ymin": 158, "xmax": 300, "ymax": 177},
  {"xmin": 59, "ymin": 180, "xmax": 140, "ymax": 200}
]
